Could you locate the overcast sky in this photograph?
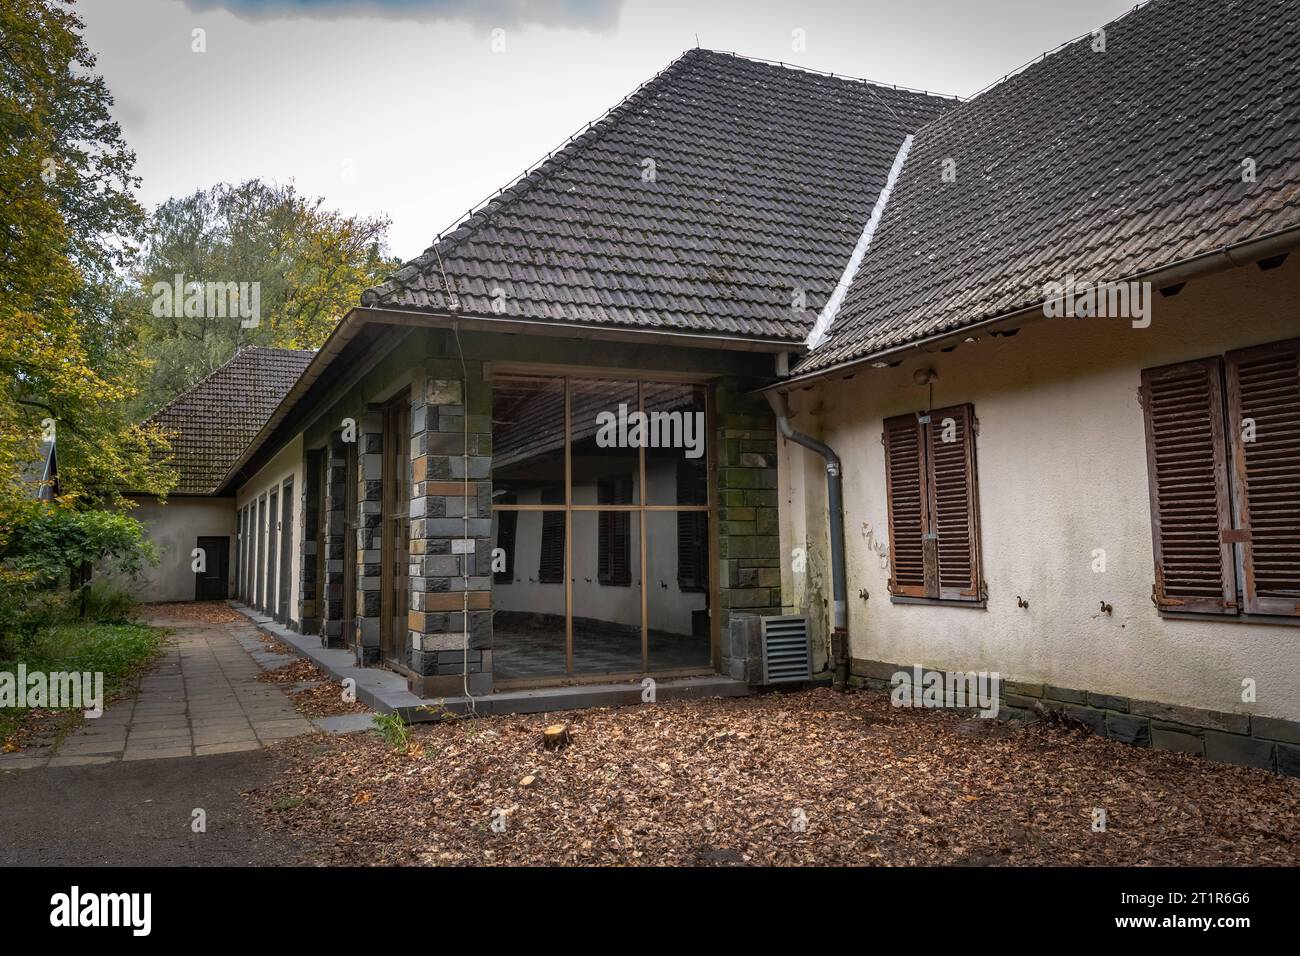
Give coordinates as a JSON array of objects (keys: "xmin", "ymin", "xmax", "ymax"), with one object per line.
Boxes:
[{"xmin": 81, "ymin": 0, "xmax": 1137, "ymax": 260}]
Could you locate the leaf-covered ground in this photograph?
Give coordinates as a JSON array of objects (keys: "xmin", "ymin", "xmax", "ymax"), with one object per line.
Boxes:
[
  {"xmin": 148, "ymin": 601, "xmax": 247, "ymax": 625},
  {"xmin": 258, "ymin": 657, "xmax": 370, "ymax": 720},
  {"xmin": 249, "ymin": 688, "xmax": 1300, "ymax": 866}
]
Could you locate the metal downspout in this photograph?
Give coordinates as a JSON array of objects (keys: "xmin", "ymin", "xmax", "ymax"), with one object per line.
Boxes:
[{"xmin": 765, "ymin": 391, "xmax": 849, "ymax": 690}]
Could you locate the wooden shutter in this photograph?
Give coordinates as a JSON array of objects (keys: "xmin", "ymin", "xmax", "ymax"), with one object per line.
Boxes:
[
  {"xmin": 1140, "ymin": 358, "xmax": 1236, "ymax": 613},
  {"xmin": 676, "ymin": 513, "xmax": 708, "ymax": 591},
  {"xmin": 538, "ymin": 486, "xmax": 564, "ymax": 584},
  {"xmin": 494, "ymin": 495, "xmax": 517, "ymax": 584},
  {"xmin": 925, "ymin": 404, "xmax": 981, "ymax": 600},
  {"xmin": 676, "ymin": 460, "xmax": 708, "ymax": 591},
  {"xmin": 1225, "ymin": 338, "xmax": 1300, "ymax": 616},
  {"xmin": 883, "ymin": 405, "xmax": 981, "ymax": 601},
  {"xmin": 597, "ymin": 476, "xmax": 632, "ymax": 587},
  {"xmin": 883, "ymin": 412, "xmax": 930, "ymax": 597}
]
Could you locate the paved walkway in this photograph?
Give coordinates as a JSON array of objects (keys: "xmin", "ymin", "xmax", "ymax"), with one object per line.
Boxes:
[{"xmin": 4, "ymin": 616, "xmax": 314, "ymax": 769}]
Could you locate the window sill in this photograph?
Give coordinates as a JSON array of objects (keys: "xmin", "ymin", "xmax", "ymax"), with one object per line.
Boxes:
[
  {"xmin": 889, "ymin": 594, "xmax": 987, "ymax": 609},
  {"xmin": 1159, "ymin": 610, "xmax": 1300, "ymax": 627}
]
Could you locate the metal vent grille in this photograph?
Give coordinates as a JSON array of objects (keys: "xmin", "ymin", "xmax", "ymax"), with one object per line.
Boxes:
[{"xmin": 761, "ymin": 615, "xmax": 811, "ymax": 683}]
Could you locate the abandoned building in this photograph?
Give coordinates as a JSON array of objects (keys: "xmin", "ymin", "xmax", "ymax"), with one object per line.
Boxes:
[{"xmin": 129, "ymin": 0, "xmax": 1300, "ymax": 772}]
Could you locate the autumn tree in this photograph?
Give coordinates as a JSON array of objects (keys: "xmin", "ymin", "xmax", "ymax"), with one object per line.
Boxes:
[
  {"xmin": 0, "ymin": 0, "xmax": 175, "ymax": 512},
  {"xmin": 129, "ymin": 179, "xmax": 398, "ymax": 415}
]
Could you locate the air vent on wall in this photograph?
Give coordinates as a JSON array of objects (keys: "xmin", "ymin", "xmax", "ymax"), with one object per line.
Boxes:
[{"xmin": 761, "ymin": 615, "xmax": 811, "ymax": 683}]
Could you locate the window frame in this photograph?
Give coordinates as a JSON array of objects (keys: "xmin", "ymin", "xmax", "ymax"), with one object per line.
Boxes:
[
  {"xmin": 491, "ymin": 369, "xmax": 716, "ymax": 682},
  {"xmin": 882, "ymin": 403, "xmax": 985, "ymax": 607},
  {"xmin": 1142, "ymin": 337, "xmax": 1300, "ymax": 620}
]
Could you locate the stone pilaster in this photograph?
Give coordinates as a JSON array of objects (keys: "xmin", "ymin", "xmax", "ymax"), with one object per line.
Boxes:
[
  {"xmin": 298, "ymin": 448, "xmax": 322, "ymax": 635},
  {"xmin": 716, "ymin": 380, "xmax": 782, "ymax": 626},
  {"xmin": 355, "ymin": 409, "xmax": 384, "ymax": 666},
  {"xmin": 320, "ymin": 432, "xmax": 350, "ymax": 649},
  {"xmin": 407, "ymin": 360, "xmax": 495, "ymax": 697}
]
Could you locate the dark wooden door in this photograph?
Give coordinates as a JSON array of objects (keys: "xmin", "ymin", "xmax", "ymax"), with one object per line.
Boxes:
[
  {"xmin": 195, "ymin": 536, "xmax": 229, "ymax": 600},
  {"xmin": 278, "ymin": 480, "xmax": 293, "ymax": 623},
  {"xmin": 342, "ymin": 442, "xmax": 357, "ymax": 645},
  {"xmin": 267, "ymin": 489, "xmax": 279, "ymax": 615},
  {"xmin": 255, "ymin": 497, "xmax": 266, "ymax": 611},
  {"xmin": 380, "ymin": 392, "xmax": 411, "ymax": 666}
]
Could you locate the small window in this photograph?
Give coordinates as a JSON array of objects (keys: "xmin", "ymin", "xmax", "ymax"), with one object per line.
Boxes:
[
  {"xmin": 1141, "ymin": 338, "xmax": 1300, "ymax": 617},
  {"xmin": 882, "ymin": 404, "xmax": 983, "ymax": 603}
]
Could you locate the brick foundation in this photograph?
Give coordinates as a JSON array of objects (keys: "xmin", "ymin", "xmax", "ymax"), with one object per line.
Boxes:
[{"xmin": 850, "ymin": 656, "xmax": 1300, "ymax": 777}]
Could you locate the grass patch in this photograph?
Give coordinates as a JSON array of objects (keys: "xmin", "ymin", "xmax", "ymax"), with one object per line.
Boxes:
[{"xmin": 0, "ymin": 621, "xmax": 166, "ymax": 748}]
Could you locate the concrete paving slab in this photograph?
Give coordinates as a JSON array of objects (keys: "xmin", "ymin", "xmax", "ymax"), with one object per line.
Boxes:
[
  {"xmin": 313, "ymin": 713, "xmax": 376, "ymax": 735},
  {"xmin": 25, "ymin": 610, "xmax": 317, "ymax": 768}
]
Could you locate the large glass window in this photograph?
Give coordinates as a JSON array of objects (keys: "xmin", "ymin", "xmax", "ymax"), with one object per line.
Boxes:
[{"xmin": 491, "ymin": 374, "xmax": 712, "ymax": 682}]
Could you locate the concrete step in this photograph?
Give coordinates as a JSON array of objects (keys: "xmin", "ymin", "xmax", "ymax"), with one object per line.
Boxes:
[{"xmin": 227, "ymin": 603, "xmax": 750, "ymax": 721}]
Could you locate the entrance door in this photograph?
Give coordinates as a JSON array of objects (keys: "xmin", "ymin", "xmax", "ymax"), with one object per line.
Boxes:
[
  {"xmin": 380, "ymin": 392, "xmax": 411, "ymax": 666},
  {"xmin": 278, "ymin": 479, "xmax": 293, "ymax": 623},
  {"xmin": 195, "ymin": 536, "xmax": 229, "ymax": 600},
  {"xmin": 255, "ymin": 496, "xmax": 266, "ymax": 611},
  {"xmin": 313, "ymin": 452, "xmax": 328, "ymax": 637},
  {"xmin": 342, "ymin": 442, "xmax": 357, "ymax": 647},
  {"xmin": 267, "ymin": 488, "xmax": 279, "ymax": 616}
]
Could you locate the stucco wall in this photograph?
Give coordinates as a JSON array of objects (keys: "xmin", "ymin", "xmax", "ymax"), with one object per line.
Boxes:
[
  {"xmin": 235, "ymin": 434, "xmax": 304, "ymax": 626},
  {"xmin": 779, "ymin": 257, "xmax": 1300, "ymax": 721},
  {"xmin": 115, "ymin": 496, "xmax": 236, "ymax": 603}
]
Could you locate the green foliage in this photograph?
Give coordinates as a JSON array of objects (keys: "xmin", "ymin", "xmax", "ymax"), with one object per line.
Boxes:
[
  {"xmin": 70, "ymin": 580, "xmax": 140, "ymax": 623},
  {"xmin": 1, "ymin": 0, "xmax": 173, "ymax": 512},
  {"xmin": 0, "ymin": 502, "xmax": 156, "ymax": 653},
  {"xmin": 129, "ymin": 179, "xmax": 399, "ymax": 417},
  {"xmin": 372, "ymin": 711, "xmax": 412, "ymax": 752},
  {"xmin": 0, "ymin": 620, "xmax": 164, "ymax": 743},
  {"xmin": 1, "ymin": 504, "xmax": 156, "ymax": 588},
  {"xmin": 6, "ymin": 621, "xmax": 161, "ymax": 683}
]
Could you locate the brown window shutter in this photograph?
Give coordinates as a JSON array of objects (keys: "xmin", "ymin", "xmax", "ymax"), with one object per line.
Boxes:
[
  {"xmin": 883, "ymin": 412, "xmax": 929, "ymax": 597},
  {"xmin": 538, "ymin": 486, "xmax": 564, "ymax": 584},
  {"xmin": 494, "ymin": 494, "xmax": 518, "ymax": 584},
  {"xmin": 676, "ymin": 513, "xmax": 707, "ymax": 591},
  {"xmin": 1140, "ymin": 358, "xmax": 1236, "ymax": 613},
  {"xmin": 1225, "ymin": 338, "xmax": 1300, "ymax": 616},
  {"xmin": 597, "ymin": 476, "xmax": 632, "ymax": 587},
  {"xmin": 676, "ymin": 459, "xmax": 708, "ymax": 592},
  {"xmin": 925, "ymin": 404, "xmax": 981, "ymax": 600}
]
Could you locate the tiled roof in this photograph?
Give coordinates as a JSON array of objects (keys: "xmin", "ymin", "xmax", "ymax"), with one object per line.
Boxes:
[
  {"xmin": 361, "ymin": 48, "xmax": 955, "ymax": 342},
  {"xmin": 146, "ymin": 347, "xmax": 314, "ymax": 494},
  {"xmin": 797, "ymin": 0, "xmax": 1300, "ymax": 374}
]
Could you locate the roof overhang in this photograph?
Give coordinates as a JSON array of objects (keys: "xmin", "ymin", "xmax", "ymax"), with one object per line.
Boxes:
[
  {"xmin": 764, "ymin": 221, "xmax": 1300, "ymax": 394},
  {"xmin": 360, "ymin": 306, "xmax": 800, "ymax": 353},
  {"xmin": 216, "ymin": 304, "xmax": 800, "ymax": 495}
]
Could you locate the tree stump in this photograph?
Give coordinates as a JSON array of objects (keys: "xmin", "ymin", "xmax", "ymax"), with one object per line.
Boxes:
[{"xmin": 542, "ymin": 723, "xmax": 571, "ymax": 750}]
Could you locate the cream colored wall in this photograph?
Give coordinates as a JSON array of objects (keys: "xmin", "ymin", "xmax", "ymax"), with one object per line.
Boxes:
[
  {"xmin": 780, "ymin": 257, "xmax": 1300, "ymax": 721},
  {"xmin": 235, "ymin": 434, "xmax": 304, "ymax": 624},
  {"xmin": 110, "ymin": 496, "xmax": 236, "ymax": 602}
]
